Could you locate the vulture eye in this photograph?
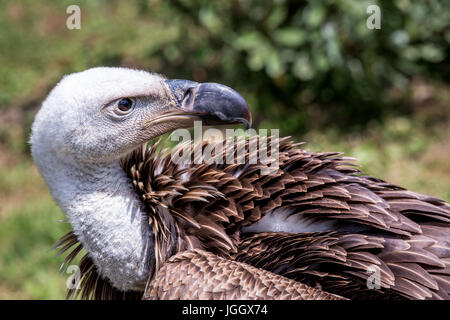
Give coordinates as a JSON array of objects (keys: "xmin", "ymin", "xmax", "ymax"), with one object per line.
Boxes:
[{"xmin": 115, "ymin": 98, "xmax": 134, "ymax": 115}]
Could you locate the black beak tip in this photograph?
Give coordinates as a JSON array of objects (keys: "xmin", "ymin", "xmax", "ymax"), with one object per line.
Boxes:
[
  {"xmin": 193, "ymin": 82, "xmax": 252, "ymax": 129},
  {"xmin": 165, "ymin": 79, "xmax": 252, "ymax": 129},
  {"xmin": 241, "ymin": 117, "xmax": 252, "ymax": 130}
]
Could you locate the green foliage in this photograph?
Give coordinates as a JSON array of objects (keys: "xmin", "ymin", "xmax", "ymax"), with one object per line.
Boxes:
[
  {"xmin": 0, "ymin": 184, "xmax": 72, "ymax": 299},
  {"xmin": 141, "ymin": 0, "xmax": 450, "ymax": 133}
]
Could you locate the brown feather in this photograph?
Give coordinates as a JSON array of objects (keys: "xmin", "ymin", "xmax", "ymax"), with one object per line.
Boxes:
[
  {"xmin": 143, "ymin": 249, "xmax": 345, "ymax": 300},
  {"xmin": 55, "ymin": 136, "xmax": 450, "ymax": 300}
]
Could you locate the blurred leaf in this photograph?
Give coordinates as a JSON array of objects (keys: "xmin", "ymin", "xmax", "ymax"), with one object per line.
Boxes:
[
  {"xmin": 302, "ymin": 4, "xmax": 326, "ymax": 28},
  {"xmin": 265, "ymin": 5, "xmax": 287, "ymax": 30},
  {"xmin": 233, "ymin": 31, "xmax": 265, "ymax": 50},
  {"xmin": 273, "ymin": 28, "xmax": 306, "ymax": 47},
  {"xmin": 420, "ymin": 44, "xmax": 445, "ymax": 63},
  {"xmin": 265, "ymin": 50, "xmax": 284, "ymax": 77},
  {"xmin": 293, "ymin": 53, "xmax": 315, "ymax": 80}
]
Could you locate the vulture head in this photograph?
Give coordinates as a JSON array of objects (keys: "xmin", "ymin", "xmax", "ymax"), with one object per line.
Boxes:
[
  {"xmin": 31, "ymin": 67, "xmax": 250, "ymax": 164},
  {"xmin": 30, "ymin": 67, "xmax": 251, "ymax": 292}
]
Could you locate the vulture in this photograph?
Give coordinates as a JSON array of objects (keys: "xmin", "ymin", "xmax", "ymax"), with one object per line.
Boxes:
[{"xmin": 30, "ymin": 67, "xmax": 450, "ymax": 300}]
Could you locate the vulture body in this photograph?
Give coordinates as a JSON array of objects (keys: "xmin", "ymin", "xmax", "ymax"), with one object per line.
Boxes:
[{"xmin": 30, "ymin": 67, "xmax": 450, "ymax": 300}]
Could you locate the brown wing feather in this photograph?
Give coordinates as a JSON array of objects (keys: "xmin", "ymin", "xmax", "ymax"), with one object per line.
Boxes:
[
  {"xmin": 143, "ymin": 249, "xmax": 345, "ymax": 300},
  {"xmin": 235, "ymin": 231, "xmax": 450, "ymax": 299}
]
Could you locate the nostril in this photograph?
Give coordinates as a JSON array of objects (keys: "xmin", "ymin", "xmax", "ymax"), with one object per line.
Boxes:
[{"xmin": 182, "ymin": 87, "xmax": 194, "ymax": 105}]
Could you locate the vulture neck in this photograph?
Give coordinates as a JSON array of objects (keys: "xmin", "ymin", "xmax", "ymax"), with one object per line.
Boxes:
[{"xmin": 48, "ymin": 158, "xmax": 154, "ymax": 292}]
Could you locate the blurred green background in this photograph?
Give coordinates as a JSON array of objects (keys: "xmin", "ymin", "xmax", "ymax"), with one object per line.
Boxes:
[{"xmin": 0, "ymin": 0, "xmax": 449, "ymax": 299}]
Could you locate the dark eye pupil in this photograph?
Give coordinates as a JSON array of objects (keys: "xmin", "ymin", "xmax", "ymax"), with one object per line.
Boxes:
[{"xmin": 118, "ymin": 98, "xmax": 132, "ymax": 111}]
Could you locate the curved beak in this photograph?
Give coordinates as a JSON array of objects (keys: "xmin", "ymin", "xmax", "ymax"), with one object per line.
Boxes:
[{"xmin": 165, "ymin": 79, "xmax": 252, "ymax": 129}]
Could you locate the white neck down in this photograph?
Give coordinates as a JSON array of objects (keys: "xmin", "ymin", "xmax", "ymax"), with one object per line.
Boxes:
[{"xmin": 45, "ymin": 158, "xmax": 154, "ymax": 291}]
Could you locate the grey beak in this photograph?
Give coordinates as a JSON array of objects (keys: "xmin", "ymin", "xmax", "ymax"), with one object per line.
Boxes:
[{"xmin": 165, "ymin": 79, "xmax": 252, "ymax": 129}]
